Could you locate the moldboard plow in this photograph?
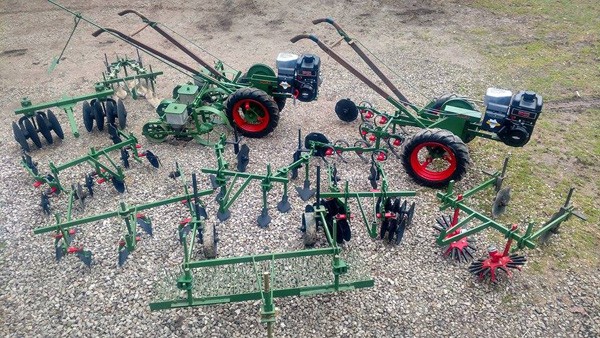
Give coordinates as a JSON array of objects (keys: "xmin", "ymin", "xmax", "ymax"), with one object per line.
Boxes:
[{"xmin": 433, "ymin": 158, "xmax": 587, "ymax": 283}]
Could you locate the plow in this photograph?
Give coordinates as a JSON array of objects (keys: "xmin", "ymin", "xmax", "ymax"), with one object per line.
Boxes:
[{"xmin": 292, "ymin": 18, "xmax": 544, "ymax": 188}]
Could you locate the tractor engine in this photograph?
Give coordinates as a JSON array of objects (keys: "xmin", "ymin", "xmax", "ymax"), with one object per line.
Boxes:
[
  {"xmin": 481, "ymin": 88, "xmax": 543, "ymax": 147},
  {"xmin": 276, "ymin": 53, "xmax": 321, "ymax": 102}
]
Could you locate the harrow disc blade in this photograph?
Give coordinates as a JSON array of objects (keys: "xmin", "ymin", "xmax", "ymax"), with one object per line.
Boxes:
[
  {"xmin": 379, "ymin": 219, "xmax": 389, "ymax": 239},
  {"xmin": 116, "ymin": 99, "xmax": 128, "ymax": 130},
  {"xmin": 338, "ymin": 218, "xmax": 352, "ymax": 242},
  {"xmin": 137, "ymin": 216, "xmax": 153, "ymax": 236},
  {"xmin": 92, "ymin": 100, "xmax": 105, "ymax": 131},
  {"xmin": 492, "ymin": 187, "xmax": 511, "ymax": 218},
  {"xmin": 395, "ymin": 217, "xmax": 407, "ymax": 245},
  {"xmin": 387, "ymin": 218, "xmax": 398, "ymax": 243},
  {"xmin": 23, "ymin": 153, "xmax": 39, "ymax": 175},
  {"xmin": 82, "ymin": 101, "xmax": 94, "ymax": 132},
  {"xmin": 112, "ymin": 177, "xmax": 126, "ymax": 194},
  {"xmin": 335, "ymin": 98, "xmax": 359, "ymax": 122},
  {"xmin": 368, "ymin": 164, "xmax": 378, "ymax": 190},
  {"xmin": 12, "ymin": 121, "xmax": 30, "ymax": 152},
  {"xmin": 145, "ymin": 150, "xmax": 160, "ymax": 168},
  {"xmin": 108, "ymin": 124, "xmax": 122, "ymax": 144},
  {"xmin": 406, "ymin": 202, "xmax": 416, "ymax": 228},
  {"xmin": 118, "ymin": 248, "xmax": 129, "ymax": 267},
  {"xmin": 236, "ymin": 144, "xmax": 250, "ymax": 172},
  {"xmin": 538, "ymin": 211, "xmax": 564, "ymax": 245}
]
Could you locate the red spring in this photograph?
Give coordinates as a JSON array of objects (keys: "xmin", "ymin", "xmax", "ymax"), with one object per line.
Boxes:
[
  {"xmin": 136, "ymin": 213, "xmax": 145, "ymax": 219},
  {"xmin": 379, "ymin": 116, "xmax": 388, "ymax": 124},
  {"xmin": 393, "ymin": 139, "xmax": 402, "ymax": 146},
  {"xmin": 136, "ymin": 236, "xmax": 141, "ymax": 242},
  {"xmin": 135, "ymin": 144, "xmax": 142, "ymax": 149},
  {"xmin": 180, "ymin": 199, "xmax": 188, "ymax": 204},
  {"xmin": 179, "ymin": 217, "xmax": 191, "ymax": 225},
  {"xmin": 49, "ymin": 187, "xmax": 58, "ymax": 195},
  {"xmin": 361, "ymin": 130, "xmax": 368, "ymax": 136},
  {"xmin": 376, "ymin": 152, "xmax": 386, "ymax": 161},
  {"xmin": 369, "ymin": 135, "xmax": 376, "ymax": 142},
  {"xmin": 376, "ymin": 212, "xmax": 395, "ymax": 219},
  {"xmin": 293, "ymin": 89, "xmax": 300, "ymax": 99},
  {"xmin": 97, "ymin": 178, "xmax": 106, "ymax": 184},
  {"xmin": 325, "ymin": 148, "xmax": 334, "ymax": 156},
  {"xmin": 138, "ymin": 152, "xmax": 147, "ymax": 157},
  {"xmin": 67, "ymin": 246, "xmax": 81, "ymax": 254},
  {"xmin": 33, "ymin": 181, "xmax": 43, "ymax": 188},
  {"xmin": 335, "ymin": 214, "xmax": 347, "ymax": 220}
]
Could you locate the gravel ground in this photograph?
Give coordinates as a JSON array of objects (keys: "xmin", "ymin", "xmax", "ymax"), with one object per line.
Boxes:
[{"xmin": 1, "ymin": 1, "xmax": 598, "ymax": 337}]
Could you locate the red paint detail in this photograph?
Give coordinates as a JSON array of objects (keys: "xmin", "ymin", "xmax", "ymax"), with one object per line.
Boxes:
[
  {"xmin": 49, "ymin": 187, "xmax": 58, "ymax": 195},
  {"xmin": 33, "ymin": 181, "xmax": 43, "ymax": 188},
  {"xmin": 409, "ymin": 141, "xmax": 457, "ymax": 182},
  {"xmin": 136, "ymin": 213, "xmax": 145, "ymax": 219},
  {"xmin": 180, "ymin": 217, "xmax": 191, "ymax": 225},
  {"xmin": 376, "ymin": 152, "xmax": 386, "ymax": 161},
  {"xmin": 68, "ymin": 229, "xmax": 76, "ymax": 235},
  {"xmin": 135, "ymin": 144, "xmax": 142, "ymax": 149},
  {"xmin": 231, "ymin": 98, "xmax": 270, "ymax": 133},
  {"xmin": 361, "ymin": 130, "xmax": 367, "ymax": 136},
  {"xmin": 293, "ymin": 89, "xmax": 299, "ymax": 99},
  {"xmin": 119, "ymin": 240, "xmax": 125, "ymax": 247},
  {"xmin": 138, "ymin": 153, "xmax": 146, "ymax": 157},
  {"xmin": 365, "ymin": 111, "xmax": 373, "ymax": 119},
  {"xmin": 67, "ymin": 247, "xmax": 80, "ymax": 254},
  {"xmin": 393, "ymin": 139, "xmax": 402, "ymax": 146},
  {"xmin": 135, "ymin": 236, "xmax": 141, "ymax": 241},
  {"xmin": 369, "ymin": 135, "xmax": 376, "ymax": 142},
  {"xmin": 325, "ymin": 148, "xmax": 334, "ymax": 156},
  {"xmin": 335, "ymin": 214, "xmax": 347, "ymax": 220},
  {"xmin": 97, "ymin": 178, "xmax": 106, "ymax": 184},
  {"xmin": 379, "ymin": 116, "xmax": 387, "ymax": 124}
]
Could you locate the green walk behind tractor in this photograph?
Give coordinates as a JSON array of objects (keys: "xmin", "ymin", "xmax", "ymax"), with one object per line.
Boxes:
[
  {"xmin": 292, "ymin": 18, "xmax": 543, "ymax": 188},
  {"xmin": 48, "ymin": 1, "xmax": 322, "ymax": 146}
]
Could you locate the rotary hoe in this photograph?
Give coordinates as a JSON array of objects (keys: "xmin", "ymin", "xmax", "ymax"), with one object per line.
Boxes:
[
  {"xmin": 292, "ymin": 18, "xmax": 544, "ymax": 188},
  {"xmin": 432, "ymin": 157, "xmax": 587, "ymax": 283}
]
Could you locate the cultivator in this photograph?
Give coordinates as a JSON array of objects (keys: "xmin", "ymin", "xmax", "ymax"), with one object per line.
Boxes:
[
  {"xmin": 34, "ymin": 166, "xmax": 214, "ymax": 267},
  {"xmin": 100, "ymin": 51, "xmax": 162, "ymax": 101},
  {"xmin": 292, "ymin": 18, "xmax": 544, "ymax": 188},
  {"xmin": 433, "ymin": 158, "xmax": 586, "ymax": 282},
  {"xmin": 20, "ymin": 130, "xmax": 159, "ymax": 214}
]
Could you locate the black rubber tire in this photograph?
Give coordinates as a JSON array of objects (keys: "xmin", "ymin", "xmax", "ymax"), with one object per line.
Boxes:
[
  {"xmin": 225, "ymin": 87, "xmax": 279, "ymax": 138},
  {"xmin": 401, "ymin": 128, "xmax": 470, "ymax": 188},
  {"xmin": 35, "ymin": 113, "xmax": 54, "ymax": 144},
  {"xmin": 335, "ymin": 98, "xmax": 359, "ymax": 122},
  {"xmin": 82, "ymin": 101, "xmax": 94, "ymax": 132},
  {"xmin": 302, "ymin": 212, "xmax": 318, "ymax": 247},
  {"xmin": 203, "ymin": 223, "xmax": 218, "ymax": 259},
  {"xmin": 47, "ymin": 110, "xmax": 64, "ymax": 139},
  {"xmin": 23, "ymin": 118, "xmax": 42, "ymax": 149},
  {"xmin": 92, "ymin": 100, "xmax": 105, "ymax": 131},
  {"xmin": 116, "ymin": 99, "xmax": 127, "ymax": 129},
  {"xmin": 12, "ymin": 121, "xmax": 30, "ymax": 152}
]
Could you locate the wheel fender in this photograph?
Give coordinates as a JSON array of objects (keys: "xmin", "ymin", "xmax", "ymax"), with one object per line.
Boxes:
[{"xmin": 195, "ymin": 105, "xmax": 231, "ymax": 128}]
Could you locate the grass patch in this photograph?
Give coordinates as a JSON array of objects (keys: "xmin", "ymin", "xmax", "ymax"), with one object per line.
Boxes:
[{"xmin": 466, "ymin": 0, "xmax": 599, "ymax": 100}]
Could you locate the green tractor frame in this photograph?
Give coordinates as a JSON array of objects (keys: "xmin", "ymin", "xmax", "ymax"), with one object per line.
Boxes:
[{"xmin": 292, "ymin": 18, "xmax": 543, "ymax": 188}]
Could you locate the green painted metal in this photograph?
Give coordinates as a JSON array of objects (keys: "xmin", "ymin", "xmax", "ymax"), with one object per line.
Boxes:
[
  {"xmin": 21, "ymin": 130, "xmax": 143, "ymax": 194},
  {"xmin": 99, "ymin": 53, "xmax": 162, "ymax": 99},
  {"xmin": 434, "ymin": 160, "xmax": 586, "ymax": 252}
]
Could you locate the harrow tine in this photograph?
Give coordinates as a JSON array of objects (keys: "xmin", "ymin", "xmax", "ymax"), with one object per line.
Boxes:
[
  {"xmin": 120, "ymin": 148, "xmax": 130, "ymax": 169},
  {"xmin": 76, "ymin": 250, "xmax": 93, "ymax": 268},
  {"xmin": 368, "ymin": 163, "xmax": 378, "ymax": 190},
  {"xmin": 118, "ymin": 247, "xmax": 129, "ymax": 267},
  {"xmin": 40, "ymin": 192, "xmax": 51, "ymax": 215},
  {"xmin": 136, "ymin": 214, "xmax": 153, "ymax": 236},
  {"xmin": 55, "ymin": 243, "xmax": 64, "ymax": 261},
  {"xmin": 108, "ymin": 125, "xmax": 122, "ymax": 144},
  {"xmin": 236, "ymin": 144, "xmax": 250, "ymax": 172},
  {"xmin": 209, "ymin": 175, "xmax": 219, "ymax": 190}
]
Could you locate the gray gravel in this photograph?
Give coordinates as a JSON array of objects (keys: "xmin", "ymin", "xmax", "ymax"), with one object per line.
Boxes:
[{"xmin": 1, "ymin": 1, "xmax": 598, "ymax": 337}]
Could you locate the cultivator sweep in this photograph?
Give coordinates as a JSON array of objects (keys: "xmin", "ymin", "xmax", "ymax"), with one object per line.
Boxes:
[
  {"xmin": 34, "ymin": 167, "xmax": 214, "ymax": 267},
  {"xmin": 292, "ymin": 18, "xmax": 544, "ymax": 188},
  {"xmin": 100, "ymin": 51, "xmax": 162, "ymax": 101},
  {"xmin": 433, "ymin": 158, "xmax": 586, "ymax": 282},
  {"xmin": 21, "ymin": 130, "xmax": 159, "ymax": 212}
]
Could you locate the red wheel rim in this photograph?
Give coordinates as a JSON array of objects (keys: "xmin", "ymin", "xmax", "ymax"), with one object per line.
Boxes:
[
  {"xmin": 409, "ymin": 141, "xmax": 457, "ymax": 182},
  {"xmin": 232, "ymin": 99, "xmax": 269, "ymax": 132}
]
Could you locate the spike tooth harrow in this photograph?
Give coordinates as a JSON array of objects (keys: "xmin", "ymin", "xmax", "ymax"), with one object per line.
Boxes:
[{"xmin": 435, "ymin": 158, "xmax": 587, "ymax": 282}]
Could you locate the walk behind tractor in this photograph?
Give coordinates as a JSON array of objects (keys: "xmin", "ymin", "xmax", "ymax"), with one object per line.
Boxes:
[
  {"xmin": 292, "ymin": 18, "xmax": 543, "ymax": 188},
  {"xmin": 49, "ymin": 1, "xmax": 322, "ymax": 146}
]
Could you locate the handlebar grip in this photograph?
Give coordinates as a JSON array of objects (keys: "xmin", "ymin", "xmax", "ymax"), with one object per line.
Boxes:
[
  {"xmin": 290, "ymin": 34, "xmax": 320, "ymax": 43},
  {"xmin": 91, "ymin": 29, "xmax": 105, "ymax": 37},
  {"xmin": 312, "ymin": 18, "xmax": 330, "ymax": 25},
  {"xmin": 118, "ymin": 9, "xmax": 149, "ymax": 22}
]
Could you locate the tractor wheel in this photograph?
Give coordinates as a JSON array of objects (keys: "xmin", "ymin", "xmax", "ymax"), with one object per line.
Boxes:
[
  {"xmin": 335, "ymin": 98, "xmax": 359, "ymax": 122},
  {"xmin": 35, "ymin": 113, "xmax": 54, "ymax": 144},
  {"xmin": 401, "ymin": 128, "xmax": 470, "ymax": 188},
  {"xmin": 116, "ymin": 99, "xmax": 127, "ymax": 129},
  {"xmin": 12, "ymin": 121, "xmax": 30, "ymax": 152},
  {"xmin": 225, "ymin": 88, "xmax": 279, "ymax": 138},
  {"xmin": 203, "ymin": 223, "xmax": 218, "ymax": 259},
  {"xmin": 23, "ymin": 118, "xmax": 42, "ymax": 149},
  {"xmin": 142, "ymin": 121, "xmax": 169, "ymax": 143},
  {"xmin": 47, "ymin": 110, "xmax": 64, "ymax": 139},
  {"xmin": 82, "ymin": 101, "xmax": 94, "ymax": 132},
  {"xmin": 92, "ymin": 100, "xmax": 105, "ymax": 131},
  {"xmin": 302, "ymin": 211, "xmax": 318, "ymax": 247}
]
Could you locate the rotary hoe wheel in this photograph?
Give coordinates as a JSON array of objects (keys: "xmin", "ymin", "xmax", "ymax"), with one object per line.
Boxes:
[
  {"xmin": 225, "ymin": 87, "xmax": 280, "ymax": 138},
  {"xmin": 468, "ymin": 246, "xmax": 527, "ymax": 283},
  {"xmin": 401, "ymin": 128, "xmax": 470, "ymax": 188},
  {"xmin": 433, "ymin": 214, "xmax": 476, "ymax": 263}
]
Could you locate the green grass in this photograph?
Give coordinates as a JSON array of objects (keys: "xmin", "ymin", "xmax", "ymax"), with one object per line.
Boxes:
[
  {"xmin": 458, "ymin": 1, "xmax": 600, "ymax": 272},
  {"xmin": 467, "ymin": 0, "xmax": 600, "ymax": 100}
]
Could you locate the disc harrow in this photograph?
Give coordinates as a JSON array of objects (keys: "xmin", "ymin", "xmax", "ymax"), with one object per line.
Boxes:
[{"xmin": 435, "ymin": 158, "xmax": 587, "ymax": 282}]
